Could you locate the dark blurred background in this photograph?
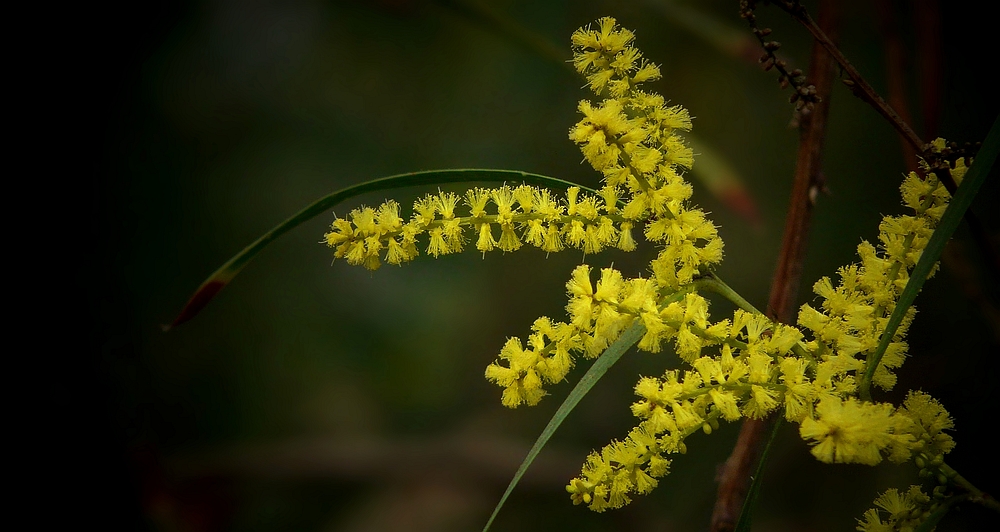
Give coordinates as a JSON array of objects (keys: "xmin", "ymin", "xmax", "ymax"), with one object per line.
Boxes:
[{"xmin": 71, "ymin": 0, "xmax": 997, "ymax": 530}]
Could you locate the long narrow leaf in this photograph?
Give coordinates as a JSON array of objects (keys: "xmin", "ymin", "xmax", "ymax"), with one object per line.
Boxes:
[
  {"xmin": 481, "ymin": 321, "xmax": 646, "ymax": 532},
  {"xmin": 436, "ymin": 0, "xmax": 570, "ymax": 68},
  {"xmin": 643, "ymin": 0, "xmax": 758, "ymax": 62},
  {"xmin": 861, "ymin": 115, "xmax": 999, "ymax": 396},
  {"xmin": 733, "ymin": 416, "xmax": 784, "ymax": 532},
  {"xmin": 167, "ymin": 169, "xmax": 598, "ymax": 330}
]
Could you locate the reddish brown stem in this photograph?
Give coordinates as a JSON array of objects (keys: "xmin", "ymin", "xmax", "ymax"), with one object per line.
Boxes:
[
  {"xmin": 914, "ymin": 0, "xmax": 943, "ymax": 138},
  {"xmin": 875, "ymin": 0, "xmax": 919, "ymax": 172},
  {"xmin": 708, "ymin": 2, "xmax": 839, "ymax": 530}
]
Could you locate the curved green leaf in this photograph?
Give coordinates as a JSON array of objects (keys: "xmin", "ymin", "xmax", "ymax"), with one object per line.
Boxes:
[
  {"xmin": 860, "ymin": 114, "xmax": 999, "ymax": 397},
  {"xmin": 481, "ymin": 321, "xmax": 646, "ymax": 532},
  {"xmin": 167, "ymin": 169, "xmax": 598, "ymax": 330}
]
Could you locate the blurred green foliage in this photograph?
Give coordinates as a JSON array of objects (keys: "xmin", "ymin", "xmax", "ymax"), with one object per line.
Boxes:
[{"xmin": 93, "ymin": 1, "xmax": 996, "ymax": 530}]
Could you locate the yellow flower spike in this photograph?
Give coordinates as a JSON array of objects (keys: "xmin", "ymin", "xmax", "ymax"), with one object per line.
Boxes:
[
  {"xmin": 523, "ymin": 219, "xmax": 546, "ymax": 248},
  {"xmin": 432, "ymin": 191, "xmax": 459, "ymax": 219},
  {"xmin": 441, "ymin": 219, "xmax": 464, "ymax": 251},
  {"xmin": 566, "ymin": 478, "xmax": 596, "ymax": 506},
  {"xmin": 575, "ymin": 196, "xmax": 601, "ymax": 220},
  {"xmin": 633, "ymin": 376, "xmax": 661, "ymax": 400},
  {"xmin": 348, "ymin": 206, "xmax": 376, "ymax": 236},
  {"xmin": 513, "ymin": 184, "xmax": 535, "ymax": 211},
  {"xmin": 603, "ymin": 165, "xmax": 632, "ymax": 188},
  {"xmin": 491, "ymin": 185, "xmax": 516, "ymax": 215},
  {"xmin": 671, "ymin": 401, "xmax": 703, "ymax": 430},
  {"xmin": 383, "ymin": 238, "xmax": 406, "ymax": 266},
  {"xmin": 680, "ymin": 371, "xmax": 704, "ymax": 394},
  {"xmin": 710, "ymin": 389, "xmax": 742, "ymax": 421},
  {"xmin": 498, "ymin": 223, "xmax": 522, "ymax": 252},
  {"xmin": 628, "ymin": 145, "xmax": 662, "ymax": 174},
  {"xmin": 594, "ymin": 268, "xmax": 624, "ymax": 304},
  {"xmin": 799, "ymin": 397, "xmax": 914, "ymax": 466},
  {"xmin": 593, "ymin": 309, "xmax": 627, "ymax": 348},
  {"xmin": 739, "ymin": 385, "xmax": 778, "ymax": 419},
  {"xmin": 542, "ymin": 223, "xmax": 565, "ymax": 253},
  {"xmin": 425, "ymin": 227, "xmax": 449, "ymax": 258},
  {"xmin": 598, "ymin": 185, "xmax": 620, "ymax": 213},
  {"xmin": 412, "ymin": 195, "xmax": 437, "ymax": 226},
  {"xmin": 632, "ymin": 62, "xmax": 661, "ymax": 84},
  {"xmin": 616, "ymin": 221, "xmax": 637, "ymax": 251},
  {"xmin": 634, "ymin": 314, "xmax": 666, "ymax": 353},
  {"xmin": 565, "ymin": 186, "xmax": 581, "ymax": 216},
  {"xmin": 673, "ymin": 329, "xmax": 703, "ymax": 362},
  {"xmin": 622, "ymin": 194, "xmax": 649, "ymax": 220},
  {"xmin": 567, "ymin": 264, "xmax": 594, "ymax": 298},
  {"xmin": 464, "ymin": 187, "xmax": 490, "ymax": 218},
  {"xmin": 323, "ymin": 218, "xmax": 353, "ymax": 247},
  {"xmin": 899, "ymin": 391, "xmax": 955, "ymax": 457},
  {"xmin": 950, "ymin": 157, "xmax": 968, "ymax": 184},
  {"xmin": 374, "ymin": 200, "xmax": 402, "ymax": 230},
  {"xmin": 344, "ymin": 240, "xmax": 366, "ymax": 266},
  {"xmin": 691, "ymin": 356, "xmax": 717, "ymax": 384},
  {"xmin": 475, "ymin": 223, "xmax": 496, "ymax": 253},
  {"xmin": 595, "ymin": 217, "xmax": 618, "ymax": 246},
  {"xmin": 532, "ymin": 187, "xmax": 563, "ymax": 219}
]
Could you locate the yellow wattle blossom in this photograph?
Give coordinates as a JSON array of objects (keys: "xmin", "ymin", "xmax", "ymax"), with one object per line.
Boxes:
[
  {"xmin": 798, "ymin": 396, "xmax": 913, "ymax": 466},
  {"xmin": 317, "ymin": 15, "xmax": 973, "ymax": 522},
  {"xmin": 795, "ymin": 147, "xmax": 964, "ymax": 392},
  {"xmin": 324, "ymin": 184, "xmax": 638, "ymax": 270},
  {"xmin": 857, "ymin": 485, "xmax": 934, "ymax": 532}
]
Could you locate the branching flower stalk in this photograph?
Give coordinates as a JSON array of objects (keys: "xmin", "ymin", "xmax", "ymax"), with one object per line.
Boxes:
[
  {"xmin": 317, "ymin": 16, "xmax": 994, "ymax": 531},
  {"xmin": 737, "ymin": 0, "xmax": 819, "ymax": 122}
]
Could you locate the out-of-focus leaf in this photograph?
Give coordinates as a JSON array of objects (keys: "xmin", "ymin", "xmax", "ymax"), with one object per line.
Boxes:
[
  {"xmin": 436, "ymin": 0, "xmax": 570, "ymax": 68},
  {"xmin": 689, "ymin": 136, "xmax": 763, "ymax": 228},
  {"xmin": 644, "ymin": 0, "xmax": 759, "ymax": 62}
]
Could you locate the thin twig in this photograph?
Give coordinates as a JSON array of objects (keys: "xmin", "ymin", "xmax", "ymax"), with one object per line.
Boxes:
[
  {"xmin": 780, "ymin": 1, "xmax": 1000, "ymax": 280},
  {"xmin": 708, "ymin": 2, "xmax": 839, "ymax": 530},
  {"xmin": 737, "ymin": 1, "xmax": 818, "ymax": 122},
  {"xmin": 776, "ymin": 2, "xmax": 927, "ymax": 157}
]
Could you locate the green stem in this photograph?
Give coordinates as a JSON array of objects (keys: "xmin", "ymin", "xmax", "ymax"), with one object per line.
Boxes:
[
  {"xmin": 676, "ymin": 382, "xmax": 787, "ymax": 402},
  {"xmin": 612, "ymin": 138, "xmax": 656, "ymax": 193},
  {"xmin": 697, "ymin": 273, "xmax": 763, "ymax": 315},
  {"xmin": 696, "ymin": 273, "xmax": 816, "ymax": 364},
  {"xmin": 941, "ymin": 463, "xmax": 1000, "ymax": 513},
  {"xmin": 334, "ymin": 210, "xmax": 630, "ymax": 242}
]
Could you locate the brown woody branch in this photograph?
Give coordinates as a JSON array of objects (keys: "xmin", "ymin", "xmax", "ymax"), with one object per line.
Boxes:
[
  {"xmin": 876, "ymin": 0, "xmax": 919, "ymax": 172},
  {"xmin": 708, "ymin": 1, "xmax": 839, "ymax": 530}
]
